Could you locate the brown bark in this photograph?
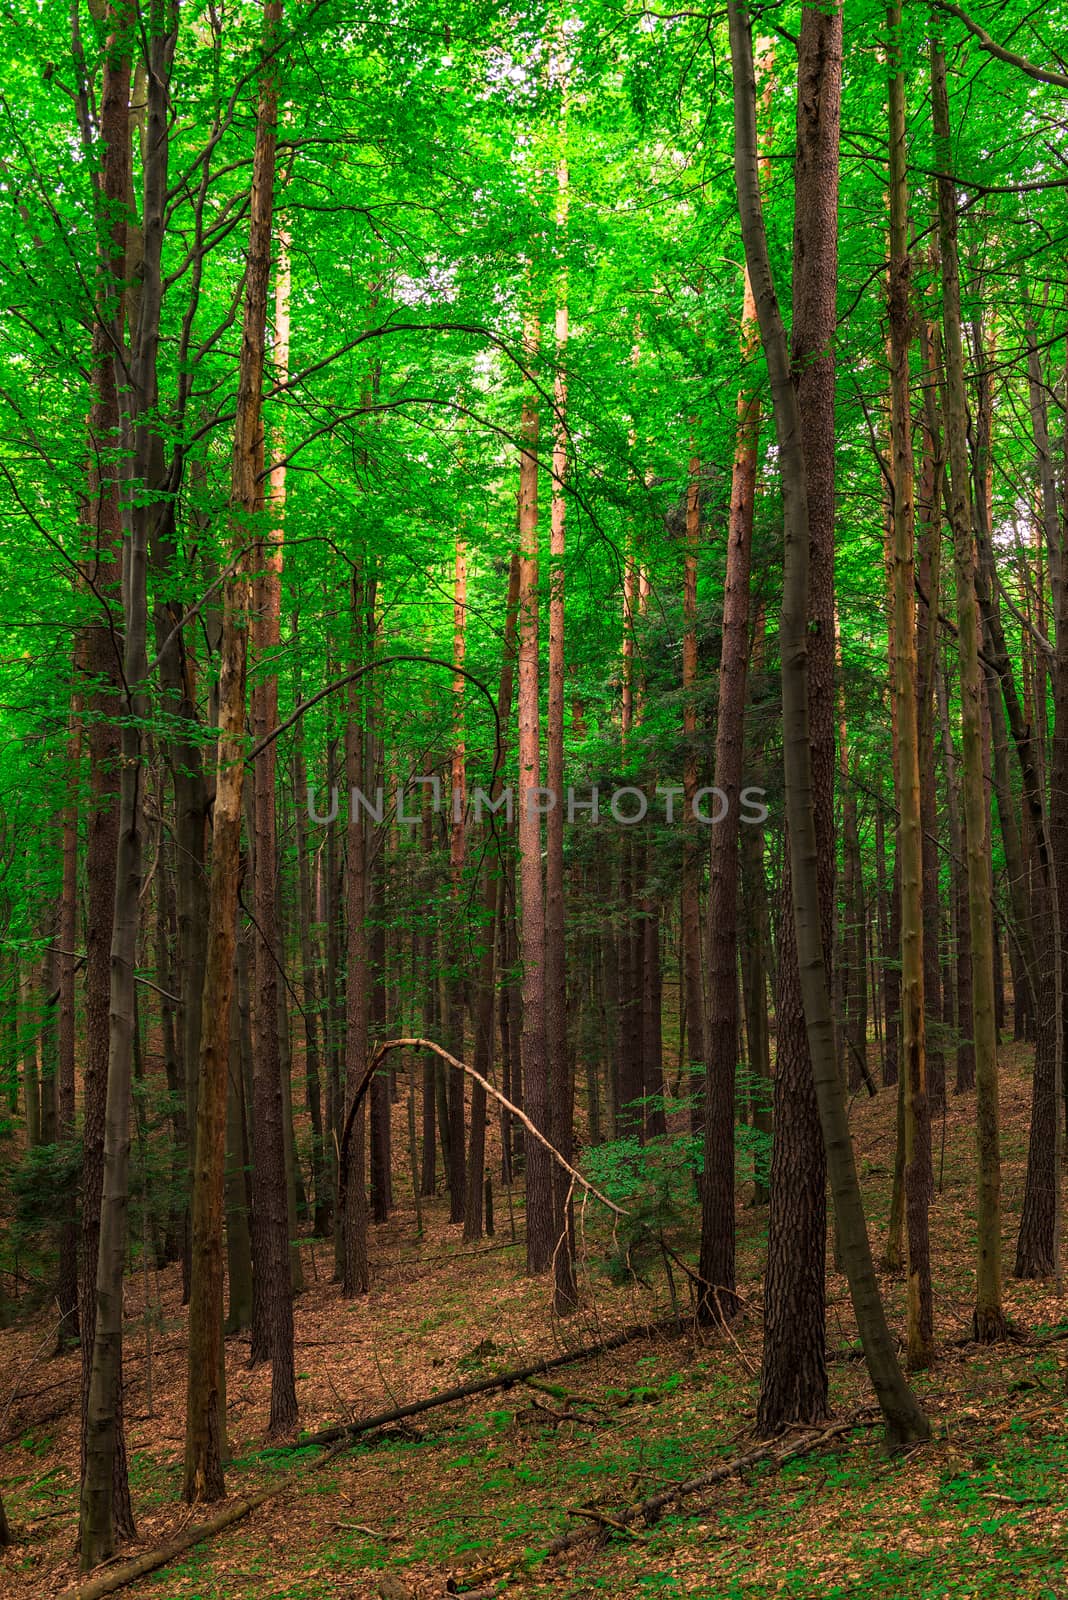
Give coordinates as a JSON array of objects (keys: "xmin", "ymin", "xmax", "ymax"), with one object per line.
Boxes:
[
  {"xmin": 447, "ymin": 537, "xmax": 469, "ymax": 1223},
  {"xmin": 931, "ymin": 29, "xmax": 1005, "ymax": 1341},
  {"xmin": 730, "ymin": 0, "xmax": 928, "ymax": 1446},
  {"xmin": 183, "ymin": 0, "xmax": 284, "ymax": 1502},
  {"xmin": 681, "ymin": 446, "xmax": 706, "ymax": 1136},
  {"xmin": 247, "ymin": 190, "xmax": 296, "ymax": 1437},
  {"xmin": 518, "ymin": 318, "xmax": 553, "ymax": 1274},
  {"xmin": 887, "ymin": 3, "xmax": 933, "ymax": 1368},
  {"xmin": 292, "ymin": 736, "xmax": 330, "ymax": 1235},
  {"xmin": 341, "ymin": 579, "xmax": 371, "ymax": 1297},
  {"xmin": 546, "ymin": 238, "xmax": 576, "ymax": 1308},
  {"xmin": 75, "ymin": 4, "xmax": 132, "ymax": 1551},
  {"xmin": 699, "ymin": 243, "xmax": 760, "ymax": 1325},
  {"xmin": 465, "ymin": 554, "xmax": 520, "ymax": 1241},
  {"xmin": 56, "ymin": 715, "xmax": 81, "ymax": 1345},
  {"xmin": 76, "ymin": 0, "xmax": 142, "ymax": 1562}
]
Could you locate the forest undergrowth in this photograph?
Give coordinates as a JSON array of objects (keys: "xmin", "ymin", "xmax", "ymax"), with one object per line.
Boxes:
[{"xmin": 1, "ymin": 1040, "xmax": 1065, "ymax": 1600}]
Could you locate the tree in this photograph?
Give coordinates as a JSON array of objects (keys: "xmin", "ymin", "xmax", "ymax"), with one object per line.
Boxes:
[
  {"xmin": 183, "ymin": 0, "xmax": 286, "ymax": 1502},
  {"xmin": 930, "ymin": 25, "xmax": 1006, "ymax": 1343},
  {"xmin": 730, "ymin": 0, "xmax": 930, "ymax": 1449},
  {"xmin": 886, "ymin": 0, "xmax": 933, "ymax": 1370}
]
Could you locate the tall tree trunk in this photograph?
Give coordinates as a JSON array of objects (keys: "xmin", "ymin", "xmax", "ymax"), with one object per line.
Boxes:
[
  {"xmin": 447, "ymin": 537, "xmax": 469, "ymax": 1223},
  {"xmin": 546, "ymin": 205, "xmax": 577, "ymax": 1309},
  {"xmin": 183, "ymin": 0, "xmax": 284, "ymax": 1502},
  {"xmin": 56, "ymin": 717, "xmax": 81, "ymax": 1346},
  {"xmin": 292, "ymin": 737, "xmax": 330, "ymax": 1236},
  {"xmin": 916, "ymin": 310, "xmax": 946, "ymax": 1114},
  {"xmin": 681, "ymin": 444, "xmax": 706, "ymax": 1137},
  {"xmin": 75, "ymin": 0, "xmax": 133, "ymax": 1550},
  {"xmin": 699, "ymin": 236, "xmax": 760, "ymax": 1325},
  {"xmin": 341, "ymin": 577, "xmax": 371, "ymax": 1297},
  {"xmin": 1014, "ymin": 322, "xmax": 1065, "ymax": 1277},
  {"xmin": 730, "ymin": 0, "xmax": 929, "ymax": 1447},
  {"xmin": 247, "ymin": 188, "xmax": 297, "ymax": 1437},
  {"xmin": 76, "ymin": 0, "xmax": 142, "ymax": 1563},
  {"xmin": 518, "ymin": 318, "xmax": 553, "ymax": 1274},
  {"xmin": 465, "ymin": 554, "xmax": 520, "ymax": 1241},
  {"xmin": 930, "ymin": 29, "xmax": 1005, "ymax": 1342},
  {"xmin": 887, "ymin": 4, "xmax": 933, "ymax": 1368}
]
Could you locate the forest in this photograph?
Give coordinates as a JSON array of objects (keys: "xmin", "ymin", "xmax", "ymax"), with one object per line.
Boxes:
[{"xmin": 1, "ymin": 0, "xmax": 1067, "ymax": 1595}]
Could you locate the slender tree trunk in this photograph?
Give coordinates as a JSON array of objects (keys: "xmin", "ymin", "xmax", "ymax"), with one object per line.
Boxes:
[
  {"xmin": 730, "ymin": 0, "xmax": 929, "ymax": 1447},
  {"xmin": 681, "ymin": 445, "xmax": 706, "ymax": 1136},
  {"xmin": 420, "ymin": 795, "xmax": 438, "ymax": 1198},
  {"xmin": 183, "ymin": 0, "xmax": 284, "ymax": 1502},
  {"xmin": 465, "ymin": 554, "xmax": 520, "ymax": 1241},
  {"xmin": 225, "ymin": 938, "xmax": 254, "ymax": 1335},
  {"xmin": 447, "ymin": 537, "xmax": 469, "ymax": 1223},
  {"xmin": 546, "ymin": 190, "xmax": 577, "ymax": 1309},
  {"xmin": 341, "ymin": 578, "xmax": 371, "ymax": 1297},
  {"xmin": 369, "ymin": 724, "xmax": 392, "ymax": 1224},
  {"xmin": 699, "ymin": 237, "xmax": 760, "ymax": 1324},
  {"xmin": 930, "ymin": 29, "xmax": 1005, "ymax": 1342},
  {"xmin": 518, "ymin": 318, "xmax": 553, "ymax": 1274},
  {"xmin": 1013, "ymin": 322, "xmax": 1065, "ymax": 1277},
  {"xmin": 916, "ymin": 310, "xmax": 946, "ymax": 1114},
  {"xmin": 77, "ymin": 0, "xmax": 144, "ymax": 1562},
  {"xmin": 292, "ymin": 739, "xmax": 330, "ymax": 1236},
  {"xmin": 75, "ymin": 0, "xmax": 133, "ymax": 1549},
  {"xmin": 887, "ymin": 4, "xmax": 933, "ymax": 1368},
  {"xmin": 247, "ymin": 181, "xmax": 297, "ymax": 1436},
  {"xmin": 56, "ymin": 717, "xmax": 81, "ymax": 1345}
]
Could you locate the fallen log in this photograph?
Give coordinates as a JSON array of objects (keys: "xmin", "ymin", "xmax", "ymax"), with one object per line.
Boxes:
[
  {"xmin": 291, "ymin": 1316, "xmax": 682, "ymax": 1448},
  {"xmin": 56, "ymin": 1437, "xmax": 353, "ymax": 1600}
]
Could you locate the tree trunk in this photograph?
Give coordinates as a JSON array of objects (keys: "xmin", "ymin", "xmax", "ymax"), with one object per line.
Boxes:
[
  {"xmin": 465, "ymin": 554, "xmax": 520, "ymax": 1241},
  {"xmin": 546, "ymin": 204, "xmax": 577, "ymax": 1309},
  {"xmin": 77, "ymin": 0, "xmax": 143, "ymax": 1562},
  {"xmin": 75, "ymin": 0, "xmax": 133, "ymax": 1550},
  {"xmin": 930, "ymin": 28, "xmax": 1005, "ymax": 1342},
  {"xmin": 518, "ymin": 318, "xmax": 553, "ymax": 1274},
  {"xmin": 447, "ymin": 537, "xmax": 469, "ymax": 1223},
  {"xmin": 183, "ymin": 0, "xmax": 284, "ymax": 1503},
  {"xmin": 56, "ymin": 719, "xmax": 81, "ymax": 1345},
  {"xmin": 225, "ymin": 938, "xmax": 254, "ymax": 1335},
  {"xmin": 887, "ymin": 3, "xmax": 933, "ymax": 1368},
  {"xmin": 341, "ymin": 579, "xmax": 371, "ymax": 1297},
  {"xmin": 730, "ymin": 0, "xmax": 929, "ymax": 1447},
  {"xmin": 699, "ymin": 234, "xmax": 760, "ymax": 1324},
  {"xmin": 292, "ymin": 739, "xmax": 330, "ymax": 1236},
  {"xmin": 681, "ymin": 445, "xmax": 706, "ymax": 1137}
]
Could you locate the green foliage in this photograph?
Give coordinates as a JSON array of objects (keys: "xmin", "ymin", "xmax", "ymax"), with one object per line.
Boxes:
[
  {"xmin": 582, "ymin": 1125, "xmax": 699, "ymax": 1282},
  {"xmin": 9, "ymin": 1137, "xmax": 82, "ymax": 1251}
]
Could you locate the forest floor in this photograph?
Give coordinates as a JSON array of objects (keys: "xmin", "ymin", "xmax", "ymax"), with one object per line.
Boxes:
[{"xmin": 1, "ymin": 1041, "xmax": 1067, "ymax": 1600}]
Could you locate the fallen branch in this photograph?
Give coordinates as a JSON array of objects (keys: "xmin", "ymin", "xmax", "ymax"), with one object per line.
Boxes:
[
  {"xmin": 290, "ymin": 1316, "xmax": 681, "ymax": 1449},
  {"xmin": 56, "ymin": 1437, "xmax": 353, "ymax": 1600},
  {"xmin": 542, "ymin": 1412, "xmax": 878, "ymax": 1558},
  {"xmin": 442, "ymin": 1414, "xmax": 880, "ymax": 1595}
]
